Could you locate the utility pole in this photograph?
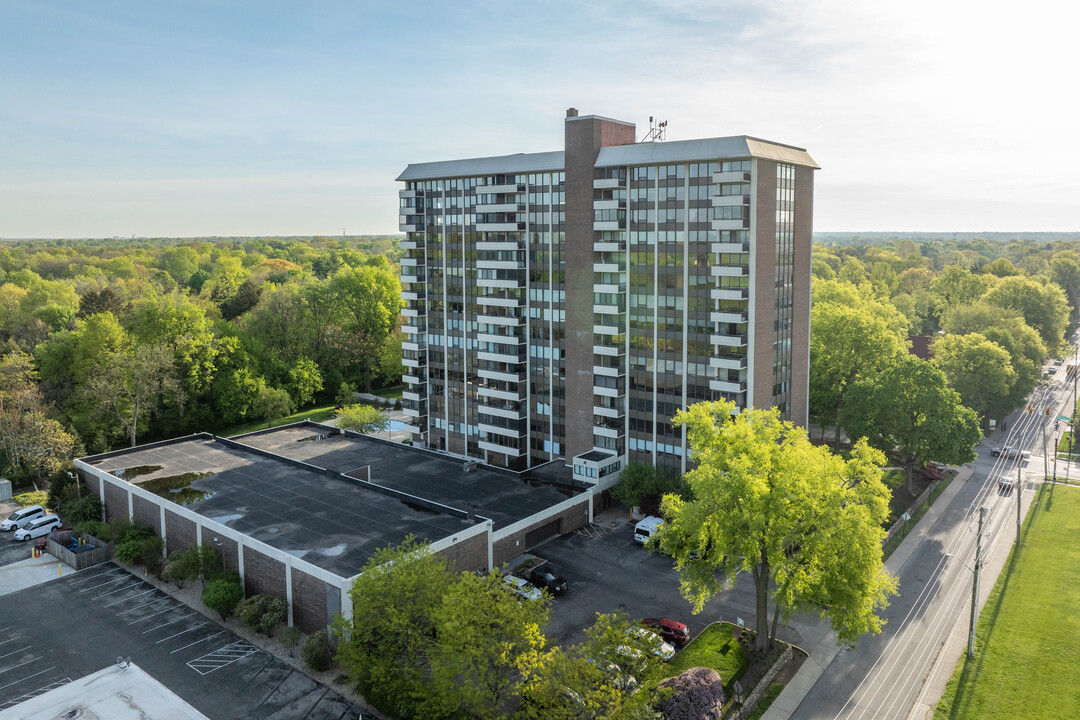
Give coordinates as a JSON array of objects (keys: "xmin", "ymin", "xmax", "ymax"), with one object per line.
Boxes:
[
  {"xmin": 968, "ymin": 507, "xmax": 986, "ymax": 658},
  {"xmin": 1043, "ymin": 424, "xmax": 1049, "ymax": 481},
  {"xmin": 1016, "ymin": 459, "xmax": 1022, "ymax": 544}
]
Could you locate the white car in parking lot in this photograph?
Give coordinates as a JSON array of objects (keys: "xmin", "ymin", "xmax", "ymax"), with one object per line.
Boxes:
[
  {"xmin": 502, "ymin": 574, "xmax": 544, "ymax": 601},
  {"xmin": 1, "ymin": 505, "xmax": 47, "ymax": 531},
  {"xmin": 13, "ymin": 514, "xmax": 61, "ymax": 541}
]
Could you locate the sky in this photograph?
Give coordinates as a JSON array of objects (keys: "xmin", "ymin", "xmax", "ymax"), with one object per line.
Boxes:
[{"xmin": 2, "ymin": 0, "xmax": 1078, "ymax": 238}]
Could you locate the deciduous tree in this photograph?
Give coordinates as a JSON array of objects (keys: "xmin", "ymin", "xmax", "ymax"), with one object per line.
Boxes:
[
  {"xmin": 657, "ymin": 401, "xmax": 898, "ymax": 652},
  {"xmin": 80, "ymin": 344, "xmax": 183, "ymax": 447},
  {"xmin": 335, "ymin": 404, "xmax": 389, "ymax": 434},
  {"xmin": 932, "ymin": 333, "xmax": 1016, "ymax": 419}
]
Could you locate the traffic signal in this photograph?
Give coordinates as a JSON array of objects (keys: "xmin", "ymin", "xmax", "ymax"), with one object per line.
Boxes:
[
  {"xmin": 1027, "ymin": 405, "xmax": 1033, "ymax": 414},
  {"xmin": 1046, "ymin": 407, "xmax": 1052, "ymax": 416}
]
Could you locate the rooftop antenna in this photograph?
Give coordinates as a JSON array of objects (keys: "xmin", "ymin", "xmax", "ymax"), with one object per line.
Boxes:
[{"xmin": 641, "ymin": 116, "xmax": 667, "ymax": 142}]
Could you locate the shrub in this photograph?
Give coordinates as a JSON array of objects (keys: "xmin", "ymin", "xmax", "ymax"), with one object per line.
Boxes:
[
  {"xmin": 281, "ymin": 626, "xmax": 302, "ymax": 656},
  {"xmin": 72, "ymin": 520, "xmax": 104, "ymax": 538},
  {"xmin": 203, "ymin": 577, "xmax": 244, "ymax": 621},
  {"xmin": 656, "ymin": 667, "xmax": 727, "ymax": 720},
  {"xmin": 115, "ymin": 535, "xmax": 163, "ymax": 566},
  {"xmin": 161, "ymin": 547, "xmax": 201, "ymax": 588},
  {"xmin": 65, "ymin": 495, "xmax": 104, "ymax": 526},
  {"xmin": 236, "ymin": 594, "xmax": 287, "ymax": 636},
  {"xmin": 303, "ymin": 629, "xmax": 332, "ymax": 672}
]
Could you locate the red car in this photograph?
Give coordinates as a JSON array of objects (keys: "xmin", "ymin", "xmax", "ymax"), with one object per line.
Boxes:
[{"xmin": 642, "ymin": 617, "xmax": 690, "ymax": 646}]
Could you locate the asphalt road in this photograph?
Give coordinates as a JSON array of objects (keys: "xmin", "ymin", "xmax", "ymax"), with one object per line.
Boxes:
[
  {"xmin": 0, "ymin": 562, "xmax": 364, "ymax": 719},
  {"xmin": 788, "ymin": 369, "xmax": 1068, "ymax": 720}
]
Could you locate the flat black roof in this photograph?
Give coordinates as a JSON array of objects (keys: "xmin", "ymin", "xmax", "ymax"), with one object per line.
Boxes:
[
  {"xmin": 240, "ymin": 425, "xmax": 575, "ymax": 528},
  {"xmin": 88, "ymin": 436, "xmax": 475, "ymax": 577},
  {"xmin": 84, "ymin": 424, "xmax": 579, "ymax": 578}
]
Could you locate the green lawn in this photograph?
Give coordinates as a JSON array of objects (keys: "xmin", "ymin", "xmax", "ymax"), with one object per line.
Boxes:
[
  {"xmin": 223, "ymin": 404, "xmax": 338, "ymax": 437},
  {"xmin": 934, "ymin": 483, "xmax": 1080, "ymax": 720},
  {"xmin": 662, "ymin": 622, "xmax": 749, "ymax": 692}
]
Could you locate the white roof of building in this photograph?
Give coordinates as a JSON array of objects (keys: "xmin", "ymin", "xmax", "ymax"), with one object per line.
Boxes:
[
  {"xmin": 0, "ymin": 662, "xmax": 209, "ymax": 720},
  {"xmin": 396, "ymin": 150, "xmax": 564, "ymax": 181},
  {"xmin": 396, "ymin": 135, "xmax": 817, "ymax": 181},
  {"xmin": 595, "ymin": 136, "xmax": 819, "ymax": 169}
]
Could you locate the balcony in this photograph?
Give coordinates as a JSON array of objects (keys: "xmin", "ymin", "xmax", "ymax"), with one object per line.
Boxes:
[
  {"xmin": 593, "ymin": 199, "xmax": 626, "ymax": 211},
  {"xmin": 399, "ymin": 188, "xmax": 425, "ymax": 199},
  {"xmin": 593, "ymin": 385, "xmax": 621, "ymax": 398},
  {"xmin": 593, "ymin": 177, "xmax": 626, "ymax": 190},
  {"xmin": 478, "ymin": 422, "xmax": 525, "ymax": 439},
  {"xmin": 711, "ymin": 241, "xmax": 750, "ymax": 254},
  {"xmin": 711, "ymin": 287, "xmax": 749, "ymax": 300},
  {"xmin": 476, "ymin": 292, "xmax": 525, "ymax": 307},
  {"xmin": 477, "ymin": 332, "xmax": 524, "ymax": 346},
  {"xmin": 594, "ymin": 240, "xmax": 626, "ymax": 252},
  {"xmin": 401, "ymin": 371, "xmax": 425, "ymax": 385},
  {"xmin": 477, "ymin": 385, "xmax": 526, "ymax": 403},
  {"xmin": 593, "ymin": 343, "xmax": 625, "ymax": 356},
  {"xmin": 712, "ymin": 170, "xmax": 752, "ymax": 184},
  {"xmin": 477, "ymin": 259, "xmax": 526, "ymax": 270},
  {"xmin": 401, "ymin": 290, "xmax": 426, "ymax": 301},
  {"xmin": 594, "ymin": 324, "xmax": 625, "ymax": 336},
  {"xmin": 478, "ymin": 182, "xmax": 525, "ymax": 195},
  {"xmin": 593, "ymin": 425, "xmax": 622, "ymax": 439},
  {"xmin": 400, "ymin": 307, "xmax": 419, "ymax": 318},
  {"xmin": 399, "ymin": 221, "xmax": 423, "ymax": 233},
  {"xmin": 477, "ymin": 401, "xmax": 527, "ymax": 420},
  {"xmin": 710, "ymin": 311, "xmax": 748, "ymax": 324},
  {"xmin": 710, "ymin": 355, "xmax": 748, "ymax": 370},
  {"xmin": 711, "ymin": 265, "xmax": 750, "ymax": 277},
  {"xmin": 400, "ymin": 256, "xmax": 423, "ymax": 267},
  {"xmin": 478, "ymin": 349, "xmax": 527, "ymax": 364},
  {"xmin": 477, "ymin": 312, "xmax": 524, "ymax": 326},
  {"xmin": 593, "ymin": 404, "xmax": 623, "ymax": 418},
  {"xmin": 400, "ymin": 273, "xmax": 426, "ymax": 285},
  {"xmin": 592, "ymin": 262, "xmax": 622, "ymax": 273},
  {"xmin": 476, "ymin": 239, "xmax": 525, "ymax": 251},
  {"xmin": 710, "ymin": 333, "xmax": 749, "ymax": 347},
  {"xmin": 711, "ymin": 194, "xmax": 750, "ymax": 207},
  {"xmin": 478, "ymin": 367, "xmax": 526, "ymax": 384},
  {"xmin": 402, "ymin": 390, "xmax": 422, "ymax": 402},
  {"xmin": 479, "ymin": 439, "xmax": 523, "ymax": 457},
  {"xmin": 709, "ymin": 379, "xmax": 747, "ymax": 393},
  {"xmin": 593, "ymin": 364, "xmax": 623, "ymax": 378},
  {"xmin": 476, "ymin": 221, "xmax": 526, "ymax": 232},
  {"xmin": 402, "ymin": 340, "xmax": 427, "ymax": 352},
  {"xmin": 593, "ymin": 283, "xmax": 626, "ymax": 294},
  {"xmin": 593, "ymin": 304, "xmax": 621, "ymax": 315},
  {"xmin": 593, "ymin": 220, "xmax": 625, "ymax": 232},
  {"xmin": 400, "ymin": 237, "xmax": 425, "ymax": 251},
  {"xmin": 476, "ymin": 275, "xmax": 524, "ymax": 289},
  {"xmin": 712, "ymin": 218, "xmax": 751, "ymax": 231},
  {"xmin": 475, "ymin": 202, "xmax": 526, "ymax": 213}
]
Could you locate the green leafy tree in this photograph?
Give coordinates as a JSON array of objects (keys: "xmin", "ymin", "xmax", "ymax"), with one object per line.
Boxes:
[
  {"xmin": 335, "ymin": 536, "xmax": 456, "ymax": 718},
  {"xmin": 335, "ymin": 404, "xmax": 389, "ymax": 434},
  {"xmin": 287, "ymin": 358, "xmax": 323, "ymax": 407},
  {"xmin": 931, "ymin": 266, "xmax": 992, "ymax": 322},
  {"xmin": 610, "ymin": 462, "xmax": 684, "ymax": 516},
  {"xmin": 520, "ymin": 647, "xmax": 623, "ymax": 720},
  {"xmin": 982, "ymin": 274, "xmax": 1070, "ymax": 352},
  {"xmin": 656, "ymin": 401, "xmax": 898, "ymax": 652},
  {"xmin": 931, "ymin": 333, "xmax": 1016, "ymax": 419},
  {"xmin": 161, "ymin": 547, "xmax": 201, "ymax": 589},
  {"xmin": 15, "ymin": 411, "xmax": 75, "ymax": 481},
  {"xmin": 335, "ymin": 381, "xmax": 357, "ymax": 407},
  {"xmin": 427, "ymin": 571, "xmax": 550, "ymax": 720},
  {"xmin": 253, "ymin": 385, "xmax": 293, "ymax": 428},
  {"xmin": 79, "ymin": 344, "xmax": 183, "ymax": 447},
  {"xmin": 203, "ymin": 577, "xmax": 244, "ymax": 621},
  {"xmin": 1049, "ymin": 251, "xmax": 1080, "ymax": 326},
  {"xmin": 809, "ymin": 280, "xmax": 909, "ymax": 443},
  {"xmin": 326, "ymin": 261, "xmax": 403, "ymax": 392},
  {"xmin": 842, "ymin": 355, "xmax": 980, "ymax": 492}
]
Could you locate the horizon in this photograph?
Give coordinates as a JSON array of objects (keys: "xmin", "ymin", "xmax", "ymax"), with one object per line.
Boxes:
[{"xmin": 2, "ymin": 1, "xmax": 1076, "ymax": 238}]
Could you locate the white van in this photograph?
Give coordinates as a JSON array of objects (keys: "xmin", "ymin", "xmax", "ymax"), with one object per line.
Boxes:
[
  {"xmin": 634, "ymin": 516, "xmax": 664, "ymax": 545},
  {"xmin": 1, "ymin": 505, "xmax": 46, "ymax": 531},
  {"xmin": 14, "ymin": 514, "xmax": 61, "ymax": 541}
]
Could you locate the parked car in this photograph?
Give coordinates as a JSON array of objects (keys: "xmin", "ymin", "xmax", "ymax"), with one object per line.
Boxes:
[
  {"xmin": 628, "ymin": 626, "xmax": 676, "ymax": 661},
  {"xmin": 13, "ymin": 514, "xmax": 61, "ymax": 541},
  {"xmin": 991, "ymin": 445, "xmax": 1010, "ymax": 458},
  {"xmin": 502, "ymin": 574, "xmax": 543, "ymax": 601},
  {"xmin": 642, "ymin": 617, "xmax": 690, "ymax": 645},
  {"xmin": 528, "ymin": 564, "xmax": 569, "ymax": 595},
  {"xmin": 1, "ymin": 505, "xmax": 47, "ymax": 532}
]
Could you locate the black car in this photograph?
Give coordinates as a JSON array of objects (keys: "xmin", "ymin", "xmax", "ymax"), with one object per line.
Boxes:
[{"xmin": 528, "ymin": 564, "xmax": 569, "ymax": 595}]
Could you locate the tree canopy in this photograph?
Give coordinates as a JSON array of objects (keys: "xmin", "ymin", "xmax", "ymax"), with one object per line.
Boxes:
[{"xmin": 656, "ymin": 400, "xmax": 898, "ymax": 651}]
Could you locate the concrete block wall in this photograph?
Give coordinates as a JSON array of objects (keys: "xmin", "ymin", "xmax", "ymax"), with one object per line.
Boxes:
[
  {"xmin": 132, "ymin": 495, "xmax": 160, "ymax": 535},
  {"xmin": 243, "ymin": 547, "xmax": 287, "ymax": 600},
  {"xmin": 435, "ymin": 530, "xmax": 489, "ymax": 573},
  {"xmin": 165, "ymin": 510, "xmax": 197, "ymax": 554},
  {"xmin": 103, "ymin": 481, "xmax": 127, "ymax": 521},
  {"xmin": 292, "ymin": 568, "xmax": 332, "ymax": 633},
  {"xmin": 492, "ymin": 495, "xmax": 591, "ymax": 566}
]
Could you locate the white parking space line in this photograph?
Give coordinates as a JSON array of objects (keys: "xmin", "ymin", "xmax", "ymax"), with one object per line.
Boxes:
[
  {"xmin": 67, "ymin": 568, "xmax": 121, "ymax": 587},
  {"xmin": 79, "ymin": 575, "xmax": 128, "ymax": 593},
  {"xmin": 94, "ymin": 581, "xmax": 142, "ymax": 600},
  {"xmin": 156, "ymin": 623, "xmax": 207, "ymax": 645},
  {"xmin": 0, "ymin": 646, "xmax": 32, "ymax": 662},
  {"xmin": 104, "ymin": 587, "xmax": 157, "ymax": 607},
  {"xmin": 0, "ymin": 656, "xmax": 43, "ymax": 676},
  {"xmin": 0, "ymin": 637, "xmax": 20, "ymax": 648},
  {"xmin": 116, "ymin": 596, "xmax": 170, "ymax": 616},
  {"xmin": 127, "ymin": 604, "xmax": 175, "ymax": 625},
  {"xmin": 0, "ymin": 665, "xmax": 56, "ymax": 693},
  {"xmin": 141, "ymin": 612, "xmax": 197, "ymax": 635},
  {"xmin": 171, "ymin": 630, "xmax": 226, "ymax": 654},
  {"xmin": 187, "ymin": 642, "xmax": 259, "ymax": 675}
]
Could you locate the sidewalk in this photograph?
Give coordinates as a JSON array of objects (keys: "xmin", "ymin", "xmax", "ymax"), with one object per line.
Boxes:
[
  {"xmin": 761, "ymin": 464, "xmax": 973, "ymax": 720},
  {"xmin": 0, "ymin": 555, "xmax": 77, "ymax": 597}
]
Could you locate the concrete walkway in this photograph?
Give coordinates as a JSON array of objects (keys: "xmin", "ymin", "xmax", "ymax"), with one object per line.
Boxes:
[
  {"xmin": 761, "ymin": 464, "xmax": 974, "ymax": 720},
  {"xmin": 0, "ymin": 556, "xmax": 77, "ymax": 597}
]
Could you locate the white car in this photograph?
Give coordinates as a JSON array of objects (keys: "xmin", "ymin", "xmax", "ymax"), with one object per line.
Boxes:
[
  {"xmin": 1, "ymin": 505, "xmax": 46, "ymax": 531},
  {"xmin": 629, "ymin": 627, "xmax": 677, "ymax": 661},
  {"xmin": 502, "ymin": 574, "xmax": 543, "ymax": 601},
  {"xmin": 13, "ymin": 514, "xmax": 61, "ymax": 541}
]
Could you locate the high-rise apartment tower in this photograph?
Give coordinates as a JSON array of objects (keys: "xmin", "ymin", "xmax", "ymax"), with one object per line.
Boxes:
[{"xmin": 397, "ymin": 110, "xmax": 817, "ymax": 485}]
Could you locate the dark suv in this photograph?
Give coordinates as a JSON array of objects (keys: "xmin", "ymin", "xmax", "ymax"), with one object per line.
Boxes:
[{"xmin": 528, "ymin": 564, "xmax": 569, "ymax": 595}]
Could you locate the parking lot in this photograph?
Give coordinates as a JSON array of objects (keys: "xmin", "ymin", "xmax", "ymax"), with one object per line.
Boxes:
[
  {"xmin": 0, "ymin": 562, "xmax": 363, "ymax": 719},
  {"xmin": 534, "ymin": 514, "xmax": 824, "ymax": 653}
]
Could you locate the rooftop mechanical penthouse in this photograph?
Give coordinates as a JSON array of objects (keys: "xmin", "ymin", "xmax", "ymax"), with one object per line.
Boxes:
[{"xmin": 397, "ymin": 109, "xmax": 818, "ymax": 485}]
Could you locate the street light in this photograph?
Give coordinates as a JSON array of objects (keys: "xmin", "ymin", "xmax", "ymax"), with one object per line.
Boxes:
[
  {"xmin": 212, "ymin": 536, "xmax": 226, "ymax": 576},
  {"xmin": 945, "ymin": 506, "xmax": 987, "ymax": 659}
]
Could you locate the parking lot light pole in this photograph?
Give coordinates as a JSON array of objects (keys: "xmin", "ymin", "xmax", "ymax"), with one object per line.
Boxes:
[{"xmin": 212, "ymin": 536, "xmax": 225, "ymax": 575}]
